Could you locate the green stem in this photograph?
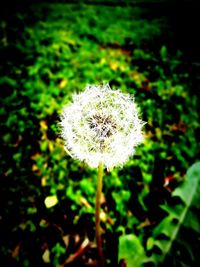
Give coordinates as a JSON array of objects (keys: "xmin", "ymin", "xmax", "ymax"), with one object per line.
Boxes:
[{"xmin": 95, "ymin": 161, "xmax": 106, "ymax": 267}]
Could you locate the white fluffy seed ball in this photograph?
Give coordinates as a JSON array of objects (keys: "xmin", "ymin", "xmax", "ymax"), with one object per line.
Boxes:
[{"xmin": 60, "ymin": 84, "xmax": 145, "ymax": 169}]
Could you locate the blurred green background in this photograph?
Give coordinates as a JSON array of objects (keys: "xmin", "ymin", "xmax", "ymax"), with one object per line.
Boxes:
[{"xmin": 1, "ymin": 1, "xmax": 200, "ymax": 266}]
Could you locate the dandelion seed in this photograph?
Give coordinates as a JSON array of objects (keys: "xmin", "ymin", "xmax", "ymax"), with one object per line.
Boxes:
[{"xmin": 60, "ymin": 84, "xmax": 145, "ymax": 169}]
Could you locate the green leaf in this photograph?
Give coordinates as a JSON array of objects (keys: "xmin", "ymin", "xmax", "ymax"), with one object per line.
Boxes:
[
  {"xmin": 148, "ymin": 162, "xmax": 200, "ymax": 265},
  {"xmin": 160, "ymin": 46, "xmax": 168, "ymax": 62},
  {"xmin": 112, "ymin": 190, "xmax": 131, "ymax": 215},
  {"xmin": 118, "ymin": 234, "xmax": 146, "ymax": 267},
  {"xmin": 173, "ymin": 162, "xmax": 200, "ymax": 207}
]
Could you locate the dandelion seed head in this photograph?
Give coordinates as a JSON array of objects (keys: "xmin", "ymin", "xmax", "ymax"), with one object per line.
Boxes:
[{"xmin": 60, "ymin": 84, "xmax": 145, "ymax": 169}]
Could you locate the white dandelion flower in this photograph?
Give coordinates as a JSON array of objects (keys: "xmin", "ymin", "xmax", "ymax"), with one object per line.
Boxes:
[{"xmin": 60, "ymin": 84, "xmax": 145, "ymax": 169}]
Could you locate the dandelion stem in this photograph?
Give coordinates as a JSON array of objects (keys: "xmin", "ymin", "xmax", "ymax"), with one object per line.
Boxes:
[{"xmin": 95, "ymin": 161, "xmax": 106, "ymax": 267}]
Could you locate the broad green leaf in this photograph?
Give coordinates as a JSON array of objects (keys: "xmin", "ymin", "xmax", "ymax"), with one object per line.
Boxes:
[
  {"xmin": 118, "ymin": 234, "xmax": 146, "ymax": 267},
  {"xmin": 173, "ymin": 162, "xmax": 200, "ymax": 206},
  {"xmin": 149, "ymin": 162, "xmax": 200, "ymax": 265}
]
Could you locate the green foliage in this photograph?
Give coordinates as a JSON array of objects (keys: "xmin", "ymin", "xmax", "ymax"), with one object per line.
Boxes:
[
  {"xmin": 118, "ymin": 234, "xmax": 146, "ymax": 267},
  {"xmin": 146, "ymin": 162, "xmax": 200, "ymax": 266},
  {"xmin": 52, "ymin": 243, "xmax": 66, "ymax": 266}
]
